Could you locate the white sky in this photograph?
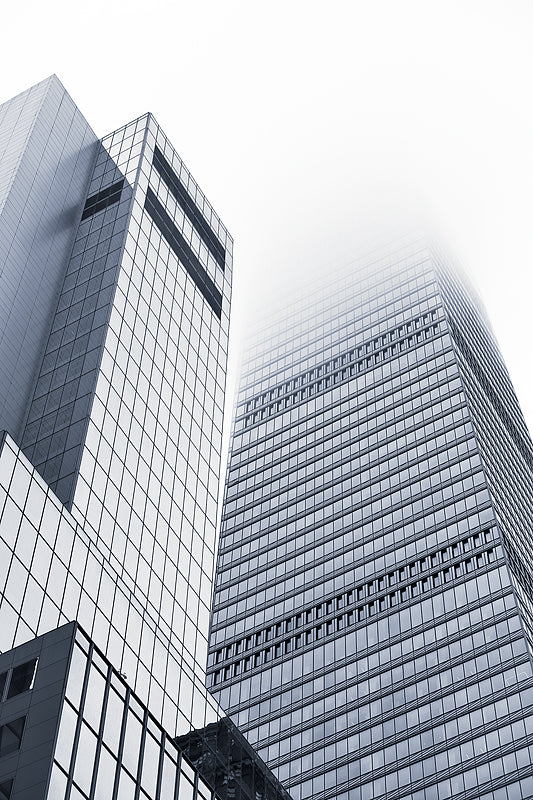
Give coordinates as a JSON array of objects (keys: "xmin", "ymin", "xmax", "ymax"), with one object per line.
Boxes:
[{"xmin": 2, "ymin": 0, "xmax": 533, "ymax": 430}]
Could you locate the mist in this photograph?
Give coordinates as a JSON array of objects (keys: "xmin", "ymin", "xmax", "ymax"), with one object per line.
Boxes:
[{"xmin": 2, "ymin": 0, "xmax": 532, "ymax": 427}]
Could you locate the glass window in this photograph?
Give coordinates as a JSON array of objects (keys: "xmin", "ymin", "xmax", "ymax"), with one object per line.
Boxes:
[
  {"xmin": 83, "ymin": 665, "xmax": 106, "ymax": 733},
  {"xmin": 177, "ymin": 774, "xmax": 194, "ymax": 800},
  {"xmin": 0, "ymin": 780, "xmax": 13, "ymax": 800},
  {"xmin": 160, "ymin": 753, "xmax": 177, "ymax": 800},
  {"xmin": 140, "ymin": 731, "xmax": 160, "ymax": 796},
  {"xmin": 73, "ymin": 722, "xmax": 97, "ymax": 795},
  {"xmin": 0, "ymin": 716, "xmax": 25, "ymax": 757},
  {"xmin": 6, "ymin": 659, "xmax": 37, "ymax": 698},
  {"xmin": 117, "ymin": 769, "xmax": 136, "ymax": 800},
  {"xmin": 198, "ymin": 776, "xmax": 211, "ymax": 799},
  {"xmin": 0, "ymin": 672, "xmax": 7, "ymax": 700},
  {"xmin": 103, "ymin": 687, "xmax": 124, "ymax": 752},
  {"xmin": 94, "ymin": 745, "xmax": 117, "ymax": 800},
  {"xmin": 45, "ymin": 764, "xmax": 67, "ymax": 800},
  {"xmin": 122, "ymin": 709, "xmax": 142, "ymax": 777},
  {"xmin": 55, "ymin": 703, "xmax": 78, "ymax": 770},
  {"xmin": 66, "ymin": 644, "xmax": 87, "ymax": 708}
]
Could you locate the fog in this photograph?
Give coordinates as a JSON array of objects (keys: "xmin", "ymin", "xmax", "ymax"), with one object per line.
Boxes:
[{"xmin": 2, "ymin": 0, "xmax": 533, "ymax": 428}]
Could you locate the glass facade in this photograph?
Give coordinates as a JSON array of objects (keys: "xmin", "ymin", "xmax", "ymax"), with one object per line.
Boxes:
[
  {"xmin": 0, "ymin": 74, "xmax": 232, "ymax": 736},
  {"xmin": 0, "ymin": 76, "xmax": 98, "ymax": 443},
  {"xmin": 0, "ymin": 622, "xmax": 220, "ymax": 800},
  {"xmin": 209, "ymin": 237, "xmax": 533, "ymax": 799},
  {"xmin": 0, "ymin": 77, "xmax": 285, "ymax": 800}
]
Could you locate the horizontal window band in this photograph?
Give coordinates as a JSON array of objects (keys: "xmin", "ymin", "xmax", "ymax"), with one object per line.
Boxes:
[
  {"xmin": 218, "ymin": 426, "xmax": 480, "ymax": 555},
  {"xmin": 218, "ymin": 458, "xmax": 482, "ymax": 594},
  {"xmin": 229, "ymin": 353, "xmax": 459, "ymax": 473},
  {"xmin": 212, "ymin": 533, "xmax": 497, "ymax": 663},
  {"xmin": 215, "ymin": 475, "xmax": 490, "ymax": 608},
  {"xmin": 449, "ymin": 318, "xmax": 533, "ymax": 469},
  {"xmin": 212, "ymin": 500, "xmax": 495, "ymax": 637},
  {"xmin": 209, "ymin": 517, "xmax": 501, "ymax": 640},
  {"xmin": 225, "ymin": 384, "xmax": 468, "ymax": 503},
  {"xmin": 210, "ymin": 540, "xmax": 501, "ymax": 685},
  {"xmin": 239, "ymin": 622, "xmax": 528, "ymax": 740},
  {"xmin": 81, "ymin": 179, "xmax": 124, "ymax": 220},
  {"xmin": 282, "ymin": 706, "xmax": 533, "ymax": 797},
  {"xmin": 217, "ymin": 455, "xmax": 486, "ymax": 583},
  {"xmin": 213, "ymin": 586, "xmax": 515, "ymax": 717},
  {"xmin": 262, "ymin": 648, "xmax": 531, "ymax": 765},
  {"xmin": 144, "ymin": 187, "xmax": 222, "ymax": 319},
  {"xmin": 240, "ymin": 268, "xmax": 438, "ymax": 382},
  {"xmin": 222, "ymin": 402, "xmax": 472, "ymax": 526},
  {"xmin": 240, "ymin": 313, "xmax": 442, "ymax": 429},
  {"xmin": 153, "ymin": 145, "xmax": 225, "ymax": 270},
  {"xmin": 503, "ymin": 533, "xmax": 533, "ymax": 607}
]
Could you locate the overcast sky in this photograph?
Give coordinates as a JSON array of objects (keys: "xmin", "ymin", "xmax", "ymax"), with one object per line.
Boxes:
[{"xmin": 2, "ymin": 1, "xmax": 533, "ymax": 430}]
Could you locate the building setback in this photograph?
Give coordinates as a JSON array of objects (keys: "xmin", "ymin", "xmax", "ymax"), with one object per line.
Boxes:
[
  {"xmin": 208, "ymin": 237, "xmax": 533, "ymax": 800},
  {"xmin": 0, "ymin": 76, "xmax": 285, "ymax": 800}
]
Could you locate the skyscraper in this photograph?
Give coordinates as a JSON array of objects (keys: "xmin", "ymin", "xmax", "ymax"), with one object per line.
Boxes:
[
  {"xmin": 0, "ymin": 76, "xmax": 288, "ymax": 800},
  {"xmin": 208, "ymin": 237, "xmax": 533, "ymax": 800}
]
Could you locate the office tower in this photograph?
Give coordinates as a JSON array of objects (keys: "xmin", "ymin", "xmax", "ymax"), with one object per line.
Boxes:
[
  {"xmin": 0, "ymin": 76, "xmax": 287, "ymax": 800},
  {"xmin": 209, "ymin": 237, "xmax": 533, "ymax": 800}
]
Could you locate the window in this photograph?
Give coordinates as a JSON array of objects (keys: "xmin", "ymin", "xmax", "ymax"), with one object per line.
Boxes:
[
  {"xmin": 0, "ymin": 717, "xmax": 25, "ymax": 758},
  {"xmin": 6, "ymin": 660, "xmax": 37, "ymax": 699},
  {"xmin": 0, "ymin": 779, "xmax": 13, "ymax": 800}
]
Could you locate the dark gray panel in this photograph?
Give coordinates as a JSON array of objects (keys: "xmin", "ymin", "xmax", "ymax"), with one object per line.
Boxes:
[
  {"xmin": 0, "ymin": 77, "xmax": 98, "ymax": 446},
  {"xmin": 21, "ymin": 149, "xmax": 132, "ymax": 508}
]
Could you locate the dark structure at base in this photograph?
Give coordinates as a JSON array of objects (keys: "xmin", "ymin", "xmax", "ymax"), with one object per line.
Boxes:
[
  {"xmin": 176, "ymin": 718, "xmax": 292, "ymax": 800},
  {"xmin": 0, "ymin": 624, "xmax": 290, "ymax": 800}
]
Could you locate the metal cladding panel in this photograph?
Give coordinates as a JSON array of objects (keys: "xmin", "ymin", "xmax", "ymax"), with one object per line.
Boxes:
[{"xmin": 0, "ymin": 76, "xmax": 98, "ymax": 445}]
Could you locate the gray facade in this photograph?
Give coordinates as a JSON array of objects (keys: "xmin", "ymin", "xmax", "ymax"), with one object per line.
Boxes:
[
  {"xmin": 0, "ymin": 76, "xmax": 98, "ymax": 444},
  {"xmin": 0, "ymin": 77, "xmax": 284, "ymax": 800},
  {"xmin": 0, "ymin": 622, "xmax": 221, "ymax": 800},
  {"xmin": 0, "ymin": 77, "xmax": 233, "ymax": 732},
  {"xmin": 209, "ymin": 238, "xmax": 533, "ymax": 800}
]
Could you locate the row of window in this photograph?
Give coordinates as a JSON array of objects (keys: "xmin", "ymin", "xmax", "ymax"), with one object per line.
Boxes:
[
  {"xmin": 224, "ymin": 412, "xmax": 473, "ymax": 534},
  {"xmin": 217, "ymin": 467, "xmax": 486, "ymax": 613},
  {"xmin": 152, "ymin": 145, "xmax": 226, "ymax": 270},
  {"xmin": 242, "ymin": 262, "xmax": 435, "ymax": 385},
  {"xmin": 144, "ymin": 188, "xmax": 222, "ymax": 319},
  {"xmin": 0, "ymin": 659, "xmax": 37, "ymax": 703},
  {"xmin": 211, "ymin": 532, "xmax": 498, "ymax": 684},
  {"xmin": 437, "ymin": 263, "xmax": 523, "ymax": 420},
  {"xmin": 81, "ymin": 179, "xmax": 125, "ymax": 221},
  {"xmin": 213, "ymin": 528, "xmax": 495, "ymax": 663},
  {"xmin": 232, "ymin": 341, "xmax": 457, "ymax": 471},
  {"xmin": 219, "ymin": 449, "xmax": 486, "ymax": 576},
  {"xmin": 52, "ymin": 632, "xmax": 214, "ymax": 800},
  {"xmin": 244, "ymin": 305, "xmax": 438, "ymax": 406},
  {"xmin": 220, "ymin": 447, "xmax": 477, "ymax": 585},
  {"xmin": 230, "ymin": 357, "xmax": 461, "ymax": 499},
  {"xmin": 242, "ymin": 312, "xmax": 441, "ymax": 428},
  {"xmin": 449, "ymin": 319, "xmax": 533, "ymax": 471},
  {"xmin": 504, "ymin": 534, "xmax": 533, "ymax": 608}
]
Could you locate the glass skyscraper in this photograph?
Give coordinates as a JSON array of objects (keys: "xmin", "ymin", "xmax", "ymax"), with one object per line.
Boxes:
[
  {"xmin": 0, "ymin": 76, "xmax": 287, "ymax": 800},
  {"xmin": 208, "ymin": 237, "xmax": 533, "ymax": 800}
]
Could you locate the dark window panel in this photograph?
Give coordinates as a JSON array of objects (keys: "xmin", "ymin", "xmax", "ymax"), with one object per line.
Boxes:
[
  {"xmin": 6, "ymin": 659, "xmax": 37, "ymax": 698},
  {"xmin": 153, "ymin": 145, "xmax": 225, "ymax": 270},
  {"xmin": 144, "ymin": 189, "xmax": 222, "ymax": 320}
]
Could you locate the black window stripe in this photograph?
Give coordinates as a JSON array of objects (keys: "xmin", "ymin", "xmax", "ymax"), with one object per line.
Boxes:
[
  {"xmin": 81, "ymin": 179, "xmax": 124, "ymax": 220},
  {"xmin": 144, "ymin": 188, "xmax": 222, "ymax": 319},
  {"xmin": 152, "ymin": 146, "xmax": 226, "ymax": 271}
]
